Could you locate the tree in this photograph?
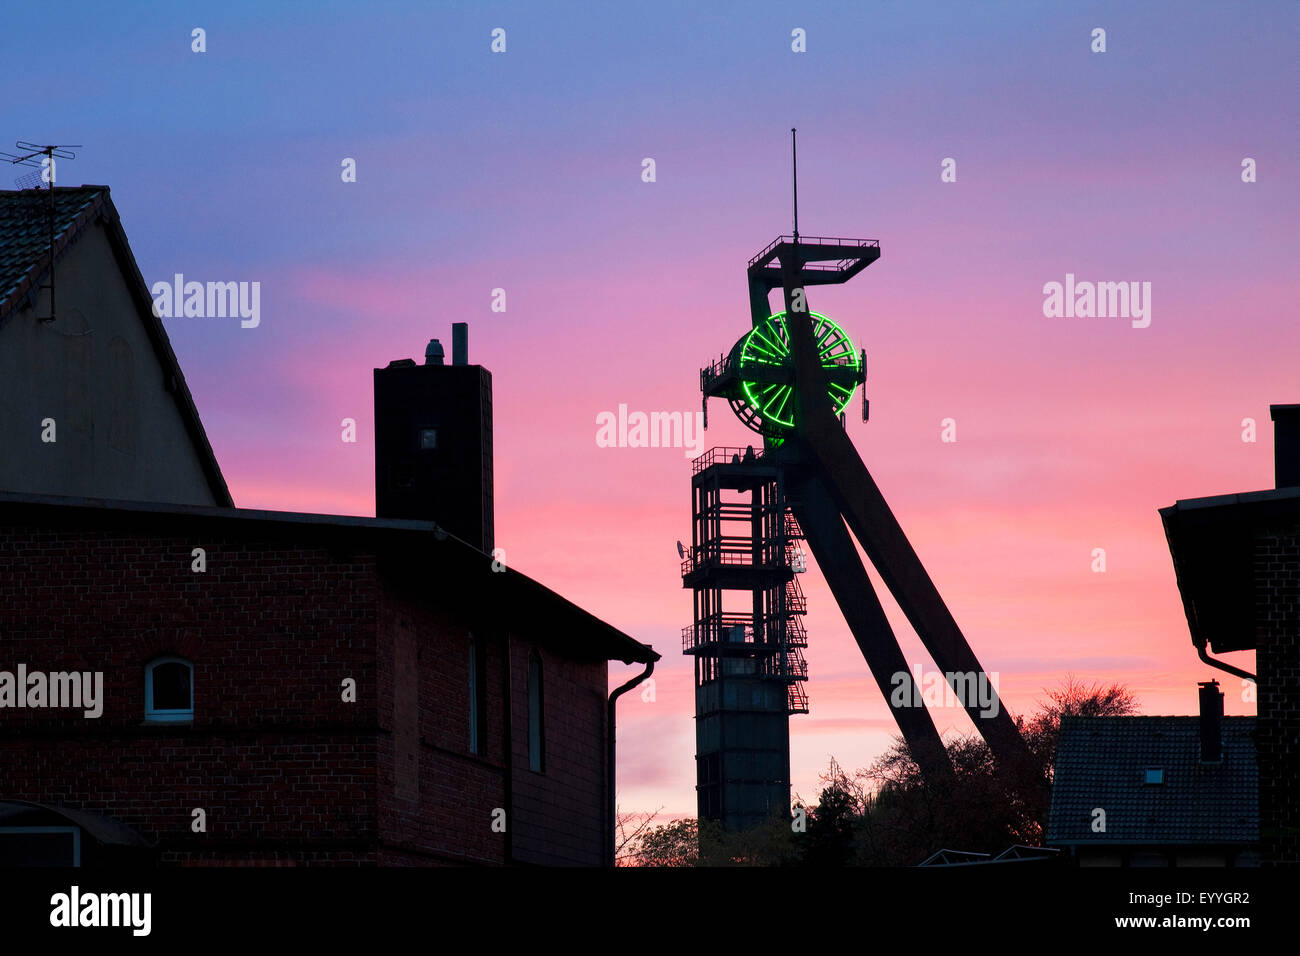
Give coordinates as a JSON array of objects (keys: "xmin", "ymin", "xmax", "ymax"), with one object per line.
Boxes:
[
  {"xmin": 1023, "ymin": 674, "xmax": 1138, "ymax": 778},
  {"xmin": 851, "ymin": 676, "xmax": 1139, "ymax": 864},
  {"xmin": 622, "ymin": 818, "xmax": 699, "ymax": 867},
  {"xmin": 699, "ymin": 812, "xmax": 798, "ymax": 867},
  {"xmin": 614, "ymin": 805, "xmax": 664, "ymax": 866},
  {"xmin": 796, "ymin": 758, "xmax": 863, "ymax": 866},
  {"xmin": 620, "ymin": 812, "xmax": 799, "ymax": 867},
  {"xmin": 619, "ymin": 678, "xmax": 1138, "ymax": 867}
]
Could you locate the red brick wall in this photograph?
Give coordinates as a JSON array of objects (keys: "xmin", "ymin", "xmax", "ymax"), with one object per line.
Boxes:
[
  {"xmin": 0, "ymin": 517, "xmax": 381, "ymax": 864},
  {"xmin": 376, "ymin": 586, "xmax": 509, "ymax": 864},
  {"xmin": 1, "ymin": 512, "xmax": 613, "ymax": 866},
  {"xmin": 375, "ymin": 584, "xmax": 610, "ymax": 866},
  {"xmin": 509, "ymin": 643, "xmax": 607, "ymax": 866},
  {"xmin": 1255, "ymin": 520, "xmax": 1300, "ymax": 866}
]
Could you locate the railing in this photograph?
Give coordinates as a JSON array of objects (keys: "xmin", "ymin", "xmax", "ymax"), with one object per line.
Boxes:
[
  {"xmin": 822, "ymin": 354, "xmax": 862, "ymax": 367},
  {"xmin": 683, "ymin": 615, "xmax": 758, "ymax": 652},
  {"xmin": 701, "ymin": 346, "xmax": 856, "ymax": 388},
  {"xmin": 782, "ymin": 647, "xmax": 809, "ymax": 681},
  {"xmin": 682, "ymin": 546, "xmax": 778, "ymax": 576},
  {"xmin": 785, "ymin": 578, "xmax": 807, "ymax": 614},
  {"xmin": 700, "ymin": 354, "xmax": 731, "ymax": 385},
  {"xmin": 686, "ymin": 616, "xmax": 807, "ymax": 651},
  {"xmin": 690, "ymin": 446, "xmax": 766, "ymax": 475},
  {"xmin": 783, "ymin": 617, "xmax": 808, "ymax": 647},
  {"xmin": 748, "ymin": 235, "xmax": 880, "ymax": 269}
]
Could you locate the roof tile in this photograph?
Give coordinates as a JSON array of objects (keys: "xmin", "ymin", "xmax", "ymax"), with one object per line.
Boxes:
[{"xmin": 1047, "ymin": 715, "xmax": 1257, "ymax": 845}]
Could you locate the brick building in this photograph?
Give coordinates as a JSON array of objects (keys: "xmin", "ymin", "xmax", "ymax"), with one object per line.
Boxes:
[
  {"xmin": 1046, "ymin": 406, "xmax": 1299, "ymax": 867},
  {"xmin": 1048, "ymin": 683, "xmax": 1259, "ymax": 866},
  {"xmin": 0, "ymin": 186, "xmax": 657, "ymax": 866},
  {"xmin": 1160, "ymin": 405, "xmax": 1300, "ymax": 866}
]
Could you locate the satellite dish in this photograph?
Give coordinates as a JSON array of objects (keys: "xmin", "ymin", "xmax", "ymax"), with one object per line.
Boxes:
[{"xmin": 676, "ymin": 540, "xmax": 685, "ymax": 560}]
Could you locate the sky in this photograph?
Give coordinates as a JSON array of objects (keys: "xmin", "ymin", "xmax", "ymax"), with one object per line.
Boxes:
[{"xmin": 7, "ymin": 0, "xmax": 1298, "ymax": 821}]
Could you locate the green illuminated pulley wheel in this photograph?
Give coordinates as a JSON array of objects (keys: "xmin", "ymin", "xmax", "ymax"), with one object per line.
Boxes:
[{"xmin": 726, "ymin": 311, "xmax": 860, "ymax": 438}]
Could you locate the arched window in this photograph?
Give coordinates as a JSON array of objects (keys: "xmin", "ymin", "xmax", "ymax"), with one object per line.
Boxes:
[
  {"xmin": 145, "ymin": 656, "xmax": 193, "ymax": 723},
  {"xmin": 527, "ymin": 650, "xmax": 545, "ymax": 773}
]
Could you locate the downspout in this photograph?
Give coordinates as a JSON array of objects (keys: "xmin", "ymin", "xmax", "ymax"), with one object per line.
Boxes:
[
  {"xmin": 1197, "ymin": 642, "xmax": 1256, "ymax": 683},
  {"xmin": 501, "ymin": 632, "xmax": 513, "ymax": 864},
  {"xmin": 607, "ymin": 660, "xmax": 654, "ymax": 867}
]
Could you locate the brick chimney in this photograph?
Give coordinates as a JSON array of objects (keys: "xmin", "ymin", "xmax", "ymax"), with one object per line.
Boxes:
[
  {"xmin": 373, "ymin": 325, "xmax": 494, "ymax": 552},
  {"xmin": 1198, "ymin": 680, "xmax": 1223, "ymax": 762},
  {"xmin": 1270, "ymin": 404, "xmax": 1300, "ymax": 488}
]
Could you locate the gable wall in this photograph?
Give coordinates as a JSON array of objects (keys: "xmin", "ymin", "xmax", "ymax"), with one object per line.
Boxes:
[{"xmin": 0, "ymin": 219, "xmax": 221, "ymax": 505}]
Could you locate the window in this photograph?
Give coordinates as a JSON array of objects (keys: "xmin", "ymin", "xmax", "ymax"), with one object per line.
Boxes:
[
  {"xmin": 468, "ymin": 635, "xmax": 487, "ymax": 754},
  {"xmin": 1144, "ymin": 768, "xmax": 1164, "ymax": 785},
  {"xmin": 145, "ymin": 657, "xmax": 193, "ymax": 723},
  {"xmin": 419, "ymin": 427, "xmax": 438, "ymax": 450},
  {"xmin": 527, "ymin": 651, "xmax": 544, "ymax": 772}
]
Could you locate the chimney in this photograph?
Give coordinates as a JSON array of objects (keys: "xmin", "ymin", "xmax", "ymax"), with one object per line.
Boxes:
[
  {"xmin": 452, "ymin": 322, "xmax": 468, "ymax": 366},
  {"xmin": 1198, "ymin": 680, "xmax": 1223, "ymax": 762},
  {"xmin": 1271, "ymin": 404, "xmax": 1300, "ymax": 488},
  {"xmin": 374, "ymin": 326, "xmax": 494, "ymax": 551}
]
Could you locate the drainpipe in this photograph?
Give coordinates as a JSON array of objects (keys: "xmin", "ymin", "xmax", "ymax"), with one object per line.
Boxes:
[
  {"xmin": 501, "ymin": 633, "xmax": 513, "ymax": 864},
  {"xmin": 1197, "ymin": 642, "xmax": 1256, "ymax": 683},
  {"xmin": 607, "ymin": 660, "xmax": 654, "ymax": 867}
]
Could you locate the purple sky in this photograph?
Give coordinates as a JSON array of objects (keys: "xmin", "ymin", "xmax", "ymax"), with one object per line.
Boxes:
[{"xmin": 9, "ymin": 1, "xmax": 1299, "ymax": 818}]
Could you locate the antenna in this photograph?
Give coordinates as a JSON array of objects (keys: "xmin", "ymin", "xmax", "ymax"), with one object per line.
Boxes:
[
  {"xmin": 791, "ymin": 127, "xmax": 799, "ymax": 242},
  {"xmin": 2, "ymin": 142, "xmax": 80, "ymax": 323}
]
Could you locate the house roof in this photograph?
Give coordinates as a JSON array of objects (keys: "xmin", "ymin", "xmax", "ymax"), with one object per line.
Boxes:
[
  {"xmin": 1160, "ymin": 485, "xmax": 1300, "ymax": 653},
  {"xmin": 0, "ymin": 490, "xmax": 659, "ymax": 666},
  {"xmin": 0, "ymin": 186, "xmax": 232, "ymax": 507},
  {"xmin": 1047, "ymin": 715, "xmax": 1257, "ymax": 846}
]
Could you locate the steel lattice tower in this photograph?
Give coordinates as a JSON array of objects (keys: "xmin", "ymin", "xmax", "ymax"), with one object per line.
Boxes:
[
  {"xmin": 682, "ymin": 447, "xmax": 808, "ymax": 829},
  {"xmin": 681, "ymin": 133, "xmax": 1042, "ymax": 833}
]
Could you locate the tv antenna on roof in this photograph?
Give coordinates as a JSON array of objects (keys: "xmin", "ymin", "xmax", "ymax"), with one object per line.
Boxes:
[{"xmin": 2, "ymin": 142, "xmax": 81, "ymax": 323}]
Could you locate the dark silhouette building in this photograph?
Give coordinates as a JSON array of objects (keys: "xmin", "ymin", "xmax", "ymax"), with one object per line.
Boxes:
[
  {"xmin": 0, "ymin": 187, "xmax": 230, "ymax": 505},
  {"xmin": 1048, "ymin": 682, "xmax": 1259, "ymax": 866},
  {"xmin": 1160, "ymin": 404, "xmax": 1300, "ymax": 866},
  {"xmin": 374, "ymin": 324, "xmax": 494, "ymax": 551},
  {"xmin": 1047, "ymin": 406, "xmax": 1299, "ymax": 867},
  {"xmin": 0, "ymin": 186, "xmax": 657, "ymax": 866}
]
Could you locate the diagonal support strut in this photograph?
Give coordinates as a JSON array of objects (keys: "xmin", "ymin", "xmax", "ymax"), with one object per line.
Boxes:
[
  {"xmin": 774, "ymin": 245, "xmax": 1043, "ymax": 800},
  {"xmin": 787, "ymin": 469, "xmax": 953, "ymax": 780}
]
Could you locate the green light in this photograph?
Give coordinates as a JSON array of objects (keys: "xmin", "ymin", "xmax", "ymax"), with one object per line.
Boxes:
[{"xmin": 733, "ymin": 311, "xmax": 860, "ymax": 433}]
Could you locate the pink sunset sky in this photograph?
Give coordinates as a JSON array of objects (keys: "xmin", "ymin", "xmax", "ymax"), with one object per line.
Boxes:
[{"xmin": 15, "ymin": 2, "xmax": 1296, "ymax": 820}]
